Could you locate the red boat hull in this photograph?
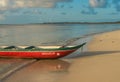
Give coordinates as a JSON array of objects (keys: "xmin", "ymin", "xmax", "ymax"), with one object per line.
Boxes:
[
  {"xmin": 0, "ymin": 49, "xmax": 76, "ymax": 59},
  {"xmin": 0, "ymin": 43, "xmax": 86, "ymax": 59}
]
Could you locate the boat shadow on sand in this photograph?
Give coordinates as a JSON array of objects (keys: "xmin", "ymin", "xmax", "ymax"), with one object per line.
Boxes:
[{"xmin": 65, "ymin": 50, "xmax": 120, "ymax": 59}]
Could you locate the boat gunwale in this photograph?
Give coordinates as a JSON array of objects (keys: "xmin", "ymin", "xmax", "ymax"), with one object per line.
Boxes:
[{"xmin": 0, "ymin": 43, "xmax": 86, "ymax": 51}]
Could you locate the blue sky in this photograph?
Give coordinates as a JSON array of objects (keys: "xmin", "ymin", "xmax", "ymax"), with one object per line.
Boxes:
[{"xmin": 0, "ymin": 0, "xmax": 120, "ymax": 24}]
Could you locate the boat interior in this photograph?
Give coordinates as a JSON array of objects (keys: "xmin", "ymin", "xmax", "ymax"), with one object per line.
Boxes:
[{"xmin": 0, "ymin": 45, "xmax": 73, "ymax": 50}]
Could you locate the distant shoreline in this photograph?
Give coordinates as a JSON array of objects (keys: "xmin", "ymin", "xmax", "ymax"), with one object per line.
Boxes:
[
  {"xmin": 41, "ymin": 21, "xmax": 120, "ymax": 24},
  {"xmin": 0, "ymin": 21, "xmax": 120, "ymax": 25}
]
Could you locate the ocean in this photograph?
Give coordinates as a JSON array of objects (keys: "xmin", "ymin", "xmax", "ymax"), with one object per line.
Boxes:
[{"xmin": 0, "ymin": 24, "xmax": 120, "ymax": 46}]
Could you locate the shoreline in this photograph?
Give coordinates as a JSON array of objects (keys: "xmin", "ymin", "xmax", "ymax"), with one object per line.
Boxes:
[
  {"xmin": 58, "ymin": 30, "xmax": 120, "ymax": 82},
  {"xmin": 1, "ymin": 22, "xmax": 120, "ymax": 25}
]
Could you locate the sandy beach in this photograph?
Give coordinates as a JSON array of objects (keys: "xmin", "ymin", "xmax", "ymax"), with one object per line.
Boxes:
[
  {"xmin": 1, "ymin": 30, "xmax": 120, "ymax": 82},
  {"xmin": 58, "ymin": 30, "xmax": 120, "ymax": 82}
]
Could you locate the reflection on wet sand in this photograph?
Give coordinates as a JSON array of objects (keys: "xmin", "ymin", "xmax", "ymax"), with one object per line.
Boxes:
[
  {"xmin": 22, "ymin": 60, "xmax": 70, "ymax": 72},
  {"xmin": 3, "ymin": 59, "xmax": 70, "ymax": 82}
]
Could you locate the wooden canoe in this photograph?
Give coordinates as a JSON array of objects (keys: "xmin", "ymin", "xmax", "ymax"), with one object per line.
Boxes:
[{"xmin": 0, "ymin": 43, "xmax": 86, "ymax": 59}]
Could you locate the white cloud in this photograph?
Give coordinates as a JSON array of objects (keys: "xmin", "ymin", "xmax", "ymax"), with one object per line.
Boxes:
[
  {"xmin": 89, "ymin": 0, "xmax": 106, "ymax": 8},
  {"xmin": 0, "ymin": 0, "xmax": 9, "ymax": 10},
  {"xmin": 0, "ymin": 0, "xmax": 72, "ymax": 10}
]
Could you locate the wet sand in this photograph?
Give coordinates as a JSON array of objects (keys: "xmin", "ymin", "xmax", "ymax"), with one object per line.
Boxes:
[
  {"xmin": 58, "ymin": 30, "xmax": 120, "ymax": 82},
  {"xmin": 1, "ymin": 30, "xmax": 120, "ymax": 82},
  {"xmin": 0, "ymin": 59, "xmax": 36, "ymax": 81},
  {"xmin": 3, "ymin": 59, "xmax": 70, "ymax": 82}
]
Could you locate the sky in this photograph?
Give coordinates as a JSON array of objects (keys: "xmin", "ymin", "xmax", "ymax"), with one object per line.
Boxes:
[{"xmin": 0, "ymin": 0, "xmax": 120, "ymax": 24}]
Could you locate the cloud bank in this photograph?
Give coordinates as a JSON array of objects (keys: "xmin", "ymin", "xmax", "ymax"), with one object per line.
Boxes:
[
  {"xmin": 89, "ymin": 0, "xmax": 107, "ymax": 8},
  {"xmin": 0, "ymin": 0, "xmax": 72, "ymax": 10}
]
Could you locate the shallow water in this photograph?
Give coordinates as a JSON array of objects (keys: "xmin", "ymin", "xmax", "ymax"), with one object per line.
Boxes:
[{"xmin": 0, "ymin": 24, "xmax": 120, "ymax": 46}]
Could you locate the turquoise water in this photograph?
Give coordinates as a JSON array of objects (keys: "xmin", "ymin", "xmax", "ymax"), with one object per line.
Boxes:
[{"xmin": 0, "ymin": 24, "xmax": 120, "ymax": 45}]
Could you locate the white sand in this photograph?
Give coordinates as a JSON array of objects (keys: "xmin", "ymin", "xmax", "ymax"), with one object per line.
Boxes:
[{"xmin": 58, "ymin": 30, "xmax": 120, "ymax": 82}]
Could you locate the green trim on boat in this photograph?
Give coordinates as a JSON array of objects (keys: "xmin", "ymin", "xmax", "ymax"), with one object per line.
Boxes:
[{"xmin": 0, "ymin": 43, "xmax": 86, "ymax": 51}]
